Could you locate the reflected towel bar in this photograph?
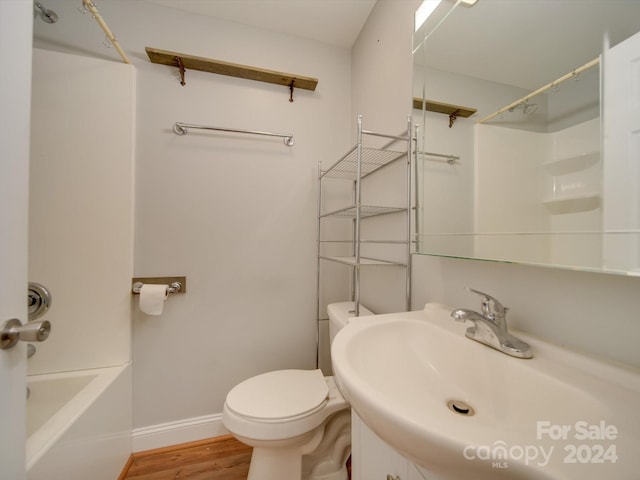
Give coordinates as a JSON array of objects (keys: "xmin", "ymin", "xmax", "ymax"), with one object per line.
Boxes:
[
  {"xmin": 417, "ymin": 150, "xmax": 459, "ymax": 165},
  {"xmin": 173, "ymin": 122, "xmax": 295, "ymax": 146}
]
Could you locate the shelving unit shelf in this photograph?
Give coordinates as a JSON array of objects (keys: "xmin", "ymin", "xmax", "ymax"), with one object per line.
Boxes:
[
  {"xmin": 320, "ymin": 205, "xmax": 406, "ymax": 219},
  {"xmin": 319, "ymin": 256, "xmax": 407, "ymax": 267},
  {"xmin": 317, "ymin": 115, "xmax": 412, "ymax": 319},
  {"xmin": 321, "ymin": 147, "xmax": 406, "ymax": 179}
]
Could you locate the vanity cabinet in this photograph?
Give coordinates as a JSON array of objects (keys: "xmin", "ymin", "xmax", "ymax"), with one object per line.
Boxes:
[
  {"xmin": 351, "ymin": 411, "xmax": 437, "ymax": 480},
  {"xmin": 317, "ymin": 115, "xmax": 412, "ymax": 318}
]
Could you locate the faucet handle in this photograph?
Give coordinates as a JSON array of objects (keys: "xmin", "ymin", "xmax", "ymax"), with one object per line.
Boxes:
[{"xmin": 466, "ymin": 288, "xmax": 507, "ymax": 317}]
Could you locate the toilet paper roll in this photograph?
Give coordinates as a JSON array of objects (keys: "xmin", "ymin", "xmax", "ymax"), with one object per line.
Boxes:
[{"xmin": 139, "ymin": 284, "xmax": 168, "ymax": 315}]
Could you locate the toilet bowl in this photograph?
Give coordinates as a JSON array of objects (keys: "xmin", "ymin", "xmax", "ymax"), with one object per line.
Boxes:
[{"xmin": 222, "ymin": 302, "xmax": 373, "ymax": 480}]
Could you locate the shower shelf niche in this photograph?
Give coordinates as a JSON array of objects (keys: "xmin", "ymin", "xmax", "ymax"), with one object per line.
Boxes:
[
  {"xmin": 542, "ymin": 191, "xmax": 601, "ymax": 214},
  {"xmin": 542, "ymin": 150, "xmax": 600, "ymax": 176},
  {"xmin": 540, "ymin": 119, "xmax": 602, "ymax": 216}
]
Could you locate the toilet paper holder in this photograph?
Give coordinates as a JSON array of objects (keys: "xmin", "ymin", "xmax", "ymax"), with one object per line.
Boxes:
[{"xmin": 131, "ymin": 276, "xmax": 186, "ymax": 295}]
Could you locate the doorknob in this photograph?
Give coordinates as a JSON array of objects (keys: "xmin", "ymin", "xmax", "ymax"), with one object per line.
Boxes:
[{"xmin": 0, "ymin": 318, "xmax": 51, "ymax": 350}]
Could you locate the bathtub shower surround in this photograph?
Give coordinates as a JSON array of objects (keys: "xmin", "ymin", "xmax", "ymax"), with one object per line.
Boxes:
[
  {"xmin": 27, "ymin": 365, "xmax": 131, "ymax": 479},
  {"xmin": 28, "ymin": 48, "xmax": 134, "ymax": 374},
  {"xmin": 27, "ymin": 48, "xmax": 135, "ymax": 477}
]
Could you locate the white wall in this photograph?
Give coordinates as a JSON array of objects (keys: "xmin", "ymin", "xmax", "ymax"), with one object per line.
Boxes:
[
  {"xmin": 32, "ymin": 0, "xmax": 640, "ymax": 448},
  {"xmin": 352, "ymin": 0, "xmax": 640, "ymax": 369},
  {"xmin": 34, "ymin": 0, "xmax": 352, "ymax": 433},
  {"xmin": 348, "ymin": 0, "xmax": 415, "ymax": 316},
  {"xmin": 28, "ymin": 49, "xmax": 135, "ymax": 375}
]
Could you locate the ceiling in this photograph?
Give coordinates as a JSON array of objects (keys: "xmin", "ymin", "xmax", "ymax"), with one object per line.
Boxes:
[
  {"xmin": 142, "ymin": 1, "xmax": 640, "ymax": 91},
  {"xmin": 144, "ymin": 0, "xmax": 378, "ymax": 48},
  {"xmin": 418, "ymin": 0, "xmax": 640, "ymax": 90}
]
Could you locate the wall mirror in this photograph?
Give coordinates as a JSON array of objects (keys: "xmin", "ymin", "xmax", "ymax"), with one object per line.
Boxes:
[{"xmin": 412, "ymin": 0, "xmax": 640, "ymax": 275}]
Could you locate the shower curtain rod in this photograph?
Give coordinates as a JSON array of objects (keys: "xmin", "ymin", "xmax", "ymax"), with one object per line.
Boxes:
[
  {"xmin": 82, "ymin": 0, "xmax": 131, "ymax": 64},
  {"xmin": 477, "ymin": 56, "xmax": 600, "ymax": 124},
  {"xmin": 173, "ymin": 122, "xmax": 295, "ymax": 146}
]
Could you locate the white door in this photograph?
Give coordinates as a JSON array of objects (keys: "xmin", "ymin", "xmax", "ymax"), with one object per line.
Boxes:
[
  {"xmin": 603, "ymin": 30, "xmax": 640, "ymax": 272},
  {"xmin": 0, "ymin": 1, "xmax": 33, "ymax": 478}
]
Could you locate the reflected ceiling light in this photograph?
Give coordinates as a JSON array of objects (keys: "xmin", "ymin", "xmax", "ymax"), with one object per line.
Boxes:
[
  {"xmin": 460, "ymin": 0, "xmax": 479, "ymax": 5},
  {"xmin": 415, "ymin": 0, "xmax": 442, "ymax": 32}
]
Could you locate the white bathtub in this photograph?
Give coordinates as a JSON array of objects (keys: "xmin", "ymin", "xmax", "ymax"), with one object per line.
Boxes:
[{"xmin": 26, "ymin": 364, "xmax": 132, "ymax": 480}]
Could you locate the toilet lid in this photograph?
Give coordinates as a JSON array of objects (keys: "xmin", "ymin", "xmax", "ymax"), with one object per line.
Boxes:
[{"xmin": 226, "ymin": 369, "xmax": 329, "ymax": 421}]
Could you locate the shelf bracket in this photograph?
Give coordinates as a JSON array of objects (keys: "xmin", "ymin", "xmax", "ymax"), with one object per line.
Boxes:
[
  {"xmin": 289, "ymin": 80, "xmax": 295, "ymax": 103},
  {"xmin": 175, "ymin": 56, "xmax": 186, "ymax": 86},
  {"xmin": 449, "ymin": 109, "xmax": 460, "ymax": 128}
]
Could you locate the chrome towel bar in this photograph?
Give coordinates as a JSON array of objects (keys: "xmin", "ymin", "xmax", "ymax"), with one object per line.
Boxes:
[{"xmin": 173, "ymin": 122, "xmax": 294, "ymax": 146}]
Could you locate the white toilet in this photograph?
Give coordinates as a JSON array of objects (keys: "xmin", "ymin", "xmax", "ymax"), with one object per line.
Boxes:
[{"xmin": 222, "ymin": 302, "xmax": 373, "ymax": 480}]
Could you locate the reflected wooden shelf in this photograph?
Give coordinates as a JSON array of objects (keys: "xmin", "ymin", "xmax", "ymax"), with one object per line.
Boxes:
[{"xmin": 413, "ymin": 97, "xmax": 477, "ymax": 127}]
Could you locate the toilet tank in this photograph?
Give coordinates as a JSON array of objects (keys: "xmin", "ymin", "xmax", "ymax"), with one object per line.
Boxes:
[{"xmin": 327, "ymin": 302, "xmax": 374, "ymax": 344}]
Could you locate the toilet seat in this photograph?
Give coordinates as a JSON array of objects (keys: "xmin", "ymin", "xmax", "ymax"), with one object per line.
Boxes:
[
  {"xmin": 222, "ymin": 371, "xmax": 348, "ymax": 442},
  {"xmin": 226, "ymin": 369, "xmax": 329, "ymax": 422}
]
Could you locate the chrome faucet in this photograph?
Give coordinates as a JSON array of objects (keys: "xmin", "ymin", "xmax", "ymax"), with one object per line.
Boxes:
[{"xmin": 451, "ymin": 288, "xmax": 532, "ymax": 359}]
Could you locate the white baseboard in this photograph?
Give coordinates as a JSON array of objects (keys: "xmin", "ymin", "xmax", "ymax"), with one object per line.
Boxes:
[{"xmin": 132, "ymin": 413, "xmax": 229, "ymax": 452}]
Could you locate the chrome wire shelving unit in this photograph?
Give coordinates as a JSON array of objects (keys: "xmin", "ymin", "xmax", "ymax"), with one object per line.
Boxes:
[{"xmin": 317, "ymin": 115, "xmax": 412, "ymax": 320}]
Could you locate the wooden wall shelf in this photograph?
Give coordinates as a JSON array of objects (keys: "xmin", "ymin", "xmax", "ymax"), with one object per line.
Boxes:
[{"xmin": 145, "ymin": 47, "xmax": 318, "ymax": 100}]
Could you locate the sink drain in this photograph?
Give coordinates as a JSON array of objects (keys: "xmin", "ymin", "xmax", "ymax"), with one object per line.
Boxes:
[{"xmin": 447, "ymin": 400, "xmax": 475, "ymax": 416}]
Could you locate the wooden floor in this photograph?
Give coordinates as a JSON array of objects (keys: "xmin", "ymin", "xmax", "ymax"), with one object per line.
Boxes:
[{"xmin": 119, "ymin": 435, "xmax": 252, "ymax": 480}]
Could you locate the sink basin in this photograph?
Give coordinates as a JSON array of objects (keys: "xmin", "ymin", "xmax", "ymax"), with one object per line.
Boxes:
[{"xmin": 332, "ymin": 303, "xmax": 640, "ymax": 479}]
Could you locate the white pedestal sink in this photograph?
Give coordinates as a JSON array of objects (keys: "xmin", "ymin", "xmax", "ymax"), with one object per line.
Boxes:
[{"xmin": 332, "ymin": 303, "xmax": 640, "ymax": 479}]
